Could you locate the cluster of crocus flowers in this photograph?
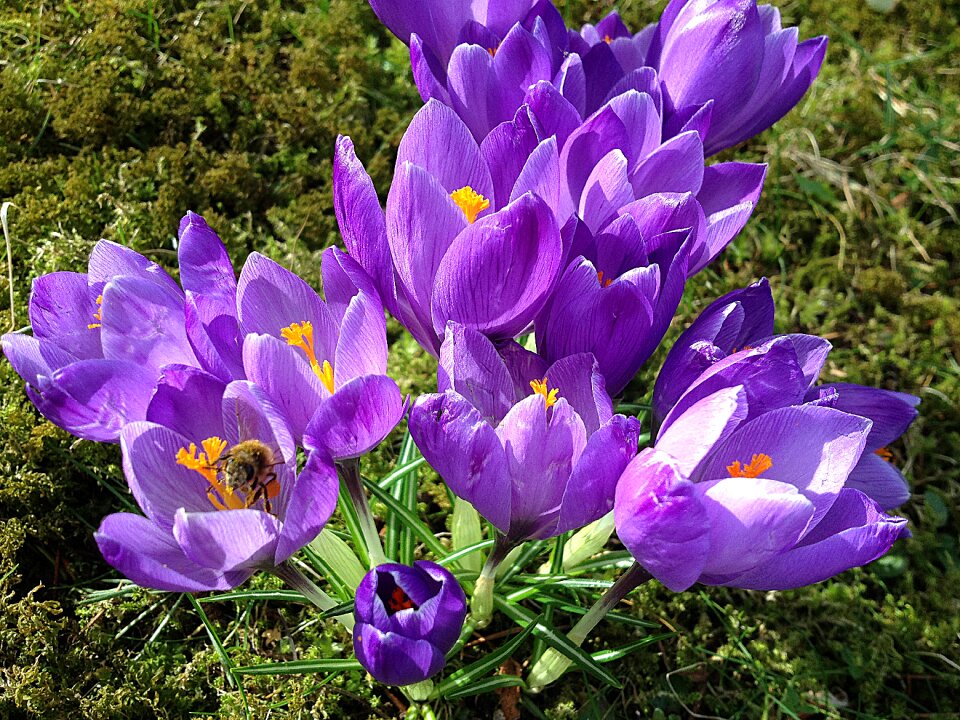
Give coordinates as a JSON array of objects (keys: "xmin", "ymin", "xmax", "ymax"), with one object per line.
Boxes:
[{"xmin": 0, "ymin": 0, "xmax": 918, "ymax": 700}]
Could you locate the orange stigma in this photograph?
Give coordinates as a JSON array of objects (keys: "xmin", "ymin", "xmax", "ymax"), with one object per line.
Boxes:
[
  {"xmin": 450, "ymin": 186, "xmax": 490, "ymax": 223},
  {"xmin": 387, "ymin": 586, "xmax": 416, "ymax": 612},
  {"xmin": 730, "ymin": 345, "xmax": 753, "ymax": 354},
  {"xmin": 530, "ymin": 377, "xmax": 559, "ymax": 409},
  {"xmin": 597, "ymin": 270, "xmax": 613, "ymax": 288},
  {"xmin": 87, "ymin": 295, "xmax": 103, "ymax": 329},
  {"xmin": 875, "ymin": 447, "xmax": 894, "ymax": 462},
  {"xmin": 727, "ymin": 453, "xmax": 773, "ymax": 479},
  {"xmin": 603, "ymin": 34, "xmax": 613, "ymax": 44},
  {"xmin": 487, "ymin": 46, "xmax": 498, "ymax": 57},
  {"xmin": 280, "ymin": 321, "xmax": 335, "ymax": 393}
]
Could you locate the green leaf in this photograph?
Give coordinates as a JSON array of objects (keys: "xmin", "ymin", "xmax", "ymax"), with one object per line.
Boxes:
[
  {"xmin": 434, "ymin": 614, "xmax": 541, "ymax": 697},
  {"xmin": 591, "ymin": 632, "xmax": 677, "ymax": 663},
  {"xmin": 443, "ymin": 674, "xmax": 526, "ymax": 700},
  {"xmin": 233, "ymin": 658, "xmax": 362, "ymax": 676},
  {"xmin": 307, "ymin": 529, "xmax": 366, "ymax": 593},
  {"xmin": 493, "ymin": 598, "xmax": 622, "ymax": 688},
  {"xmin": 436, "ymin": 539, "xmax": 494, "ymax": 568},
  {"xmin": 337, "ymin": 477, "xmax": 369, "ymax": 568},
  {"xmin": 199, "ymin": 589, "xmax": 304, "ymax": 604},
  {"xmin": 364, "ymin": 478, "xmax": 448, "ymax": 558},
  {"xmin": 451, "ymin": 498, "xmax": 485, "ymax": 573},
  {"xmin": 188, "ymin": 595, "xmax": 240, "ymax": 691}
]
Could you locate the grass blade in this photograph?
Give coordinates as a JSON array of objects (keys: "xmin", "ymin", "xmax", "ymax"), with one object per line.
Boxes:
[
  {"xmin": 443, "ymin": 674, "xmax": 526, "ymax": 700},
  {"xmin": 364, "ymin": 478, "xmax": 448, "ymax": 559},
  {"xmin": 233, "ymin": 658, "xmax": 362, "ymax": 676},
  {"xmin": 494, "ymin": 598, "xmax": 622, "ymax": 689},
  {"xmin": 591, "ymin": 632, "xmax": 677, "ymax": 663},
  {"xmin": 434, "ymin": 614, "xmax": 541, "ymax": 698}
]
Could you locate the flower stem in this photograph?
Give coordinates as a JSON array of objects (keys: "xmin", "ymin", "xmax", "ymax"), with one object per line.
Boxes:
[
  {"xmin": 469, "ymin": 533, "xmax": 514, "ymax": 628},
  {"xmin": 273, "ymin": 562, "xmax": 354, "ymax": 632},
  {"xmin": 527, "ymin": 561, "xmax": 651, "ymax": 690},
  {"xmin": 338, "ymin": 458, "xmax": 388, "ymax": 568}
]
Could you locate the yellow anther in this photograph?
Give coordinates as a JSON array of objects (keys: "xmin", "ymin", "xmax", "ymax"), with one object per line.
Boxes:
[
  {"xmin": 530, "ymin": 377, "xmax": 559, "ymax": 409},
  {"xmin": 603, "ymin": 34, "xmax": 613, "ymax": 44},
  {"xmin": 727, "ymin": 453, "xmax": 773, "ymax": 479},
  {"xmin": 87, "ymin": 294, "xmax": 103, "ymax": 330},
  {"xmin": 177, "ymin": 436, "xmax": 245, "ymax": 511},
  {"xmin": 487, "ymin": 46, "xmax": 498, "ymax": 57},
  {"xmin": 597, "ymin": 271, "xmax": 613, "ymax": 288},
  {"xmin": 450, "ymin": 186, "xmax": 490, "ymax": 224},
  {"xmin": 281, "ymin": 321, "xmax": 336, "ymax": 394}
]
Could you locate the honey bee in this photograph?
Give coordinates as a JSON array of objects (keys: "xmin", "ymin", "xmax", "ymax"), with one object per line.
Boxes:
[{"xmin": 217, "ymin": 440, "xmax": 282, "ymax": 513}]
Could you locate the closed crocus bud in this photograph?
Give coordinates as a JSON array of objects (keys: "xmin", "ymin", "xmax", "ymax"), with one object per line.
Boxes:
[{"xmin": 353, "ymin": 561, "xmax": 467, "ymax": 686}]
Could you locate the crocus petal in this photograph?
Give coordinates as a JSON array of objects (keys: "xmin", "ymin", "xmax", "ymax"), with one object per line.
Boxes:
[
  {"xmin": 813, "ymin": 383, "xmax": 920, "ymax": 450},
  {"xmin": 120, "ymin": 421, "xmax": 219, "ymax": 531},
  {"xmin": 510, "ymin": 135, "xmax": 561, "ymax": 213},
  {"xmin": 695, "ymin": 476, "xmax": 815, "ymax": 579},
  {"xmin": 96, "ymin": 513, "xmax": 250, "ymax": 592},
  {"xmin": 1, "ymin": 334, "xmax": 77, "ymax": 388},
  {"xmin": 354, "ymin": 624, "xmax": 445, "ymax": 686},
  {"xmin": 628, "ymin": 130, "xmax": 705, "ymax": 198},
  {"xmin": 320, "ymin": 246, "xmax": 382, "ymax": 325},
  {"xmin": 303, "ymin": 374, "xmax": 405, "ymax": 460},
  {"xmin": 242, "ymin": 334, "xmax": 325, "ymax": 443},
  {"xmin": 146, "ymin": 365, "xmax": 227, "ymax": 441},
  {"xmin": 558, "ymin": 104, "xmax": 631, "ymax": 219},
  {"xmin": 657, "ymin": 386, "xmax": 750, "ymax": 476},
  {"xmin": 431, "ymin": 193, "xmax": 563, "ymax": 340},
  {"xmin": 845, "ymin": 452, "xmax": 911, "ymax": 510},
  {"xmin": 87, "ymin": 240, "xmax": 181, "ymax": 297},
  {"xmin": 29, "ymin": 272, "xmax": 102, "ymax": 359},
  {"xmin": 174, "ymin": 507, "xmax": 281, "ymax": 573},
  {"xmin": 725, "ymin": 488, "xmax": 909, "ymax": 590},
  {"xmin": 480, "ymin": 108, "xmax": 540, "ymax": 211},
  {"xmin": 690, "ymin": 163, "xmax": 767, "ymax": 275},
  {"xmin": 614, "ymin": 448, "xmax": 710, "ymax": 591},
  {"xmin": 698, "ymin": 404, "xmax": 872, "ymax": 529},
  {"xmin": 333, "ymin": 136, "xmax": 397, "ymax": 318},
  {"xmin": 447, "ymin": 44, "xmax": 497, "ymax": 141},
  {"xmin": 437, "ymin": 322, "xmax": 515, "ymax": 425},
  {"xmin": 497, "ymin": 396, "xmax": 587, "ymax": 540},
  {"xmin": 275, "ymin": 449, "xmax": 339, "ymax": 563},
  {"xmin": 542, "ymin": 352, "xmax": 613, "ymax": 434},
  {"xmin": 236, "ymin": 254, "xmax": 338, "ymax": 358},
  {"xmin": 579, "ymin": 149, "xmax": 634, "ymax": 234},
  {"xmin": 396, "ymin": 99, "xmax": 493, "ymax": 199},
  {"xmin": 780, "ymin": 333, "xmax": 831, "ymax": 389},
  {"xmin": 334, "ymin": 291, "xmax": 389, "ymax": 388},
  {"xmin": 410, "ymin": 34, "xmax": 451, "ymax": 104},
  {"xmin": 35, "ymin": 359, "xmax": 157, "ymax": 442},
  {"xmin": 184, "ymin": 292, "xmax": 244, "ymax": 382},
  {"xmin": 177, "ymin": 212, "xmax": 237, "ymax": 297},
  {"xmin": 557, "ymin": 414, "xmax": 641, "ymax": 534},
  {"xmin": 524, "ymin": 80, "xmax": 583, "ymax": 148},
  {"xmin": 221, "ymin": 381, "xmax": 297, "ymax": 471},
  {"xmin": 100, "ymin": 275, "xmax": 197, "ymax": 370},
  {"xmin": 408, "ymin": 392, "xmax": 511, "ymax": 532}
]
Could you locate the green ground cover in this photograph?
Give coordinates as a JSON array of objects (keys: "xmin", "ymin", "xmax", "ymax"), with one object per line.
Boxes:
[{"xmin": 0, "ymin": 0, "xmax": 957, "ymax": 717}]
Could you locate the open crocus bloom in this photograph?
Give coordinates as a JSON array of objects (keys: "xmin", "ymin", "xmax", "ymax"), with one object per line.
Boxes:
[
  {"xmin": 353, "ymin": 561, "xmax": 467, "ymax": 686},
  {"xmin": 1, "ymin": 213, "xmax": 235, "ymax": 442},
  {"xmin": 615, "ymin": 336, "xmax": 910, "ymax": 592},
  {"xmin": 647, "ymin": 0, "xmax": 828, "ymax": 155},
  {"xmin": 95, "ymin": 379, "xmax": 338, "ymax": 592},
  {"xmin": 237, "ymin": 246, "xmax": 405, "ymax": 457},
  {"xmin": 409, "ymin": 323, "xmax": 640, "ymax": 542},
  {"xmin": 334, "ymin": 100, "xmax": 566, "ymax": 355},
  {"xmin": 652, "ymin": 279, "xmax": 919, "ymax": 508}
]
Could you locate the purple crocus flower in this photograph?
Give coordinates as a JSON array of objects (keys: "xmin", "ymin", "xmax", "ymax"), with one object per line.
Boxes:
[
  {"xmin": 409, "ymin": 323, "xmax": 641, "ymax": 542},
  {"xmin": 237, "ymin": 246, "xmax": 405, "ymax": 457},
  {"xmin": 535, "ymin": 194, "xmax": 696, "ymax": 396},
  {"xmin": 615, "ymin": 335, "xmax": 910, "ymax": 592},
  {"xmin": 653, "ymin": 278, "xmax": 774, "ymax": 421},
  {"xmin": 334, "ymin": 100, "xmax": 566, "ymax": 355},
  {"xmin": 353, "ymin": 561, "xmax": 467, "ymax": 686},
  {"xmin": 1, "ymin": 213, "xmax": 235, "ymax": 442},
  {"xmin": 652, "ymin": 279, "xmax": 918, "ymax": 508},
  {"xmin": 95, "ymin": 379, "xmax": 338, "ymax": 591},
  {"xmin": 647, "ymin": 0, "xmax": 829, "ymax": 155}
]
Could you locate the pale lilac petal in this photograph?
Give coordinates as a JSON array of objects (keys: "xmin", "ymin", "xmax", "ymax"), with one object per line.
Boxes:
[
  {"xmin": 579, "ymin": 149, "xmax": 634, "ymax": 234},
  {"xmin": 510, "ymin": 136, "xmax": 561, "ymax": 212},
  {"xmin": 29, "ymin": 272, "xmax": 102, "ymax": 359},
  {"xmin": 480, "ymin": 108, "xmax": 540, "ymax": 210},
  {"xmin": 408, "ymin": 392, "xmax": 511, "ymax": 532},
  {"xmin": 437, "ymin": 322, "xmax": 514, "ymax": 425},
  {"xmin": 524, "ymin": 80, "xmax": 583, "ymax": 147},
  {"xmin": 177, "ymin": 212, "xmax": 236, "ymax": 297},
  {"xmin": 275, "ymin": 449, "xmax": 339, "ymax": 563},
  {"xmin": 96, "ymin": 513, "xmax": 249, "ymax": 592},
  {"xmin": 87, "ymin": 240, "xmax": 181, "ymax": 297},
  {"xmin": 334, "ymin": 292, "xmax": 389, "ymax": 388},
  {"xmin": 628, "ymin": 130, "xmax": 705, "ymax": 198},
  {"xmin": 657, "ymin": 386, "xmax": 750, "ymax": 476},
  {"xmin": 542, "ymin": 353, "xmax": 613, "ymax": 434},
  {"xmin": 303, "ymin": 375, "xmax": 405, "ymax": 460},
  {"xmin": 846, "ymin": 452, "xmax": 911, "ymax": 510},
  {"xmin": 614, "ymin": 448, "xmax": 710, "ymax": 591},
  {"xmin": 146, "ymin": 365, "xmax": 227, "ymax": 441},
  {"xmin": 174, "ymin": 507, "xmax": 281, "ymax": 572}
]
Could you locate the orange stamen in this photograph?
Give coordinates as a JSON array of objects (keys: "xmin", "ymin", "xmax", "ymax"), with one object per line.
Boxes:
[
  {"xmin": 450, "ymin": 186, "xmax": 490, "ymax": 223},
  {"xmin": 603, "ymin": 34, "xmax": 613, "ymax": 44},
  {"xmin": 727, "ymin": 453, "xmax": 773, "ymax": 479},
  {"xmin": 87, "ymin": 294, "xmax": 103, "ymax": 329},
  {"xmin": 387, "ymin": 586, "xmax": 416, "ymax": 612},
  {"xmin": 176, "ymin": 437, "xmax": 247, "ymax": 511},
  {"xmin": 597, "ymin": 270, "xmax": 613, "ymax": 288},
  {"xmin": 281, "ymin": 321, "xmax": 336, "ymax": 393},
  {"xmin": 530, "ymin": 377, "xmax": 559, "ymax": 409},
  {"xmin": 875, "ymin": 447, "xmax": 894, "ymax": 462}
]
